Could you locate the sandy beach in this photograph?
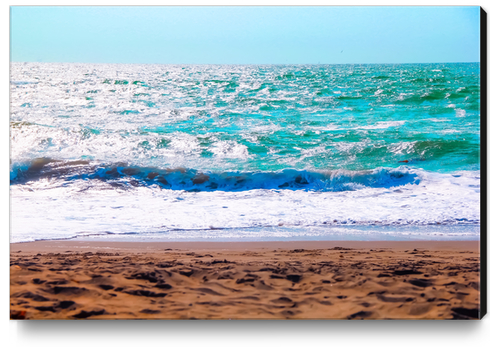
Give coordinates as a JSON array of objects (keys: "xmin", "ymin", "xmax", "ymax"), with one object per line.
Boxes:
[{"xmin": 10, "ymin": 240, "xmax": 481, "ymax": 320}]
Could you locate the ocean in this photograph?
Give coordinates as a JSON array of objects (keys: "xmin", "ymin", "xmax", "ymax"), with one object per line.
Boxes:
[{"xmin": 10, "ymin": 62, "xmax": 480, "ymax": 243}]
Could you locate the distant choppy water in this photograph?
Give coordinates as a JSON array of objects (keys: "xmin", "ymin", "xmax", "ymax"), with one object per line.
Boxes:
[{"xmin": 10, "ymin": 62, "xmax": 481, "ymax": 242}]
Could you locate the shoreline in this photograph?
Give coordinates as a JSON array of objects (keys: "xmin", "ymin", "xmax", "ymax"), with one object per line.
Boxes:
[
  {"xmin": 10, "ymin": 224, "xmax": 481, "ymax": 245},
  {"xmin": 10, "ymin": 239, "xmax": 481, "ymax": 253},
  {"xmin": 10, "ymin": 239, "xmax": 481, "ymax": 319}
]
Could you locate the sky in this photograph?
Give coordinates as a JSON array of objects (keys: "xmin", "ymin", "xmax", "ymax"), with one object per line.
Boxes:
[{"xmin": 10, "ymin": 6, "xmax": 481, "ymax": 65}]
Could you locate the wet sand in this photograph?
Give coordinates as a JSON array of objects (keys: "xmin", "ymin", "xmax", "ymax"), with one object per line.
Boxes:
[{"xmin": 10, "ymin": 240, "xmax": 481, "ymax": 320}]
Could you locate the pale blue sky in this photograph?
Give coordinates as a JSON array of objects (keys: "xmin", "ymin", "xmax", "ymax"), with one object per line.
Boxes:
[{"xmin": 10, "ymin": 6, "xmax": 480, "ymax": 64}]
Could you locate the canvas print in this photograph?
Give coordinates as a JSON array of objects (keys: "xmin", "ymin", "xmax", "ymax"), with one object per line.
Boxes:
[{"xmin": 10, "ymin": 6, "xmax": 484, "ymax": 320}]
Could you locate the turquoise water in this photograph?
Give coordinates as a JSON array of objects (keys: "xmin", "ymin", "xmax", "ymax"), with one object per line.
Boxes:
[{"xmin": 10, "ymin": 62, "xmax": 480, "ymax": 242}]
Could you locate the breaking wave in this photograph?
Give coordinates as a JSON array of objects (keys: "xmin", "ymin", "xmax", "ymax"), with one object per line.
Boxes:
[{"xmin": 10, "ymin": 158, "xmax": 420, "ymax": 192}]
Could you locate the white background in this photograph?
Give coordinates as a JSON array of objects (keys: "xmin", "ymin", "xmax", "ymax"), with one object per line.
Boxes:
[{"xmin": 4, "ymin": 1, "xmax": 489, "ymax": 346}]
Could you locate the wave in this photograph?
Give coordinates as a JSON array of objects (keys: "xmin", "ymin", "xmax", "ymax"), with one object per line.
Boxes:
[
  {"xmin": 10, "ymin": 158, "xmax": 420, "ymax": 192},
  {"xmin": 10, "ymin": 166, "xmax": 480, "ymax": 243}
]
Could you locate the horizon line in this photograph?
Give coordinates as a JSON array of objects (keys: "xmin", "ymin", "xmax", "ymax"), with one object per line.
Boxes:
[{"xmin": 9, "ymin": 61, "xmax": 481, "ymax": 66}]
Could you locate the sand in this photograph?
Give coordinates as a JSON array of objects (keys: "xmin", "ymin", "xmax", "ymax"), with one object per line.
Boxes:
[{"xmin": 10, "ymin": 240, "xmax": 481, "ymax": 320}]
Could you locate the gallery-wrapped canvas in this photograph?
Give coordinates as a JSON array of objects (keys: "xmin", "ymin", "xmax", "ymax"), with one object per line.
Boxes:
[{"xmin": 9, "ymin": 6, "xmax": 486, "ymax": 320}]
